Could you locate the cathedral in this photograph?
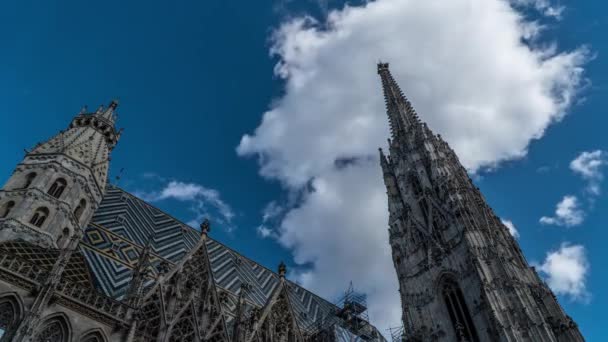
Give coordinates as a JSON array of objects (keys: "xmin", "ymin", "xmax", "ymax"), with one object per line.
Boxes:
[
  {"xmin": 0, "ymin": 102, "xmax": 384, "ymax": 341},
  {"xmin": 0, "ymin": 63, "xmax": 585, "ymax": 342},
  {"xmin": 377, "ymin": 63, "xmax": 584, "ymax": 341}
]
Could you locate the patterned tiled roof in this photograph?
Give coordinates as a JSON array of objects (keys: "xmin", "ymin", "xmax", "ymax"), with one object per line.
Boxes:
[
  {"xmin": 80, "ymin": 185, "xmax": 367, "ymax": 334},
  {"xmin": 0, "ymin": 240, "xmax": 94, "ymax": 286}
]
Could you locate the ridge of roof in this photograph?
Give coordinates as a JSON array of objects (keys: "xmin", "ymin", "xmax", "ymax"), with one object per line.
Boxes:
[{"xmin": 106, "ymin": 184, "xmax": 342, "ymax": 311}]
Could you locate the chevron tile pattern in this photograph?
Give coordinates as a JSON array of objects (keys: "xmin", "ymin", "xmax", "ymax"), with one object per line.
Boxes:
[
  {"xmin": 80, "ymin": 185, "xmax": 343, "ymax": 328},
  {"xmin": 335, "ymin": 326, "xmax": 364, "ymax": 342}
]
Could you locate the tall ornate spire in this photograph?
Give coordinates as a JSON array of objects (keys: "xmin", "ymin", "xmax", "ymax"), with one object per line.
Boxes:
[
  {"xmin": 377, "ymin": 63, "xmax": 421, "ymax": 140},
  {"xmin": 377, "ymin": 63, "xmax": 584, "ymax": 342},
  {"xmin": 126, "ymin": 235, "xmax": 154, "ymax": 307},
  {"xmin": 96, "ymin": 99, "xmax": 119, "ymax": 124}
]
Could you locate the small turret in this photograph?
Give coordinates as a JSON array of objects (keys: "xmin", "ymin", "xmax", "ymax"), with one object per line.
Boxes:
[
  {"xmin": 278, "ymin": 261, "xmax": 287, "ymax": 278},
  {"xmin": 98, "ymin": 99, "xmax": 119, "ymax": 124}
]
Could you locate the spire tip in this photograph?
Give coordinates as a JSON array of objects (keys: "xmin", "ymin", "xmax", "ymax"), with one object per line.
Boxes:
[
  {"xmin": 278, "ymin": 261, "xmax": 287, "ymax": 278},
  {"xmin": 377, "ymin": 62, "xmax": 390, "ymax": 74},
  {"xmin": 109, "ymin": 99, "xmax": 119, "ymax": 109}
]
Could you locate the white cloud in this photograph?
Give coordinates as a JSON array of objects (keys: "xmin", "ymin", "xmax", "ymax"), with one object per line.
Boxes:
[
  {"xmin": 511, "ymin": 0, "xmax": 564, "ymax": 18},
  {"xmin": 256, "ymin": 225, "xmax": 277, "ymax": 239},
  {"xmin": 570, "ymin": 150, "xmax": 606, "ymax": 195},
  {"xmin": 256, "ymin": 201, "xmax": 284, "ymax": 239},
  {"xmin": 540, "ymin": 151, "xmax": 605, "ymax": 226},
  {"xmin": 262, "ymin": 201, "xmax": 284, "ymax": 223},
  {"xmin": 238, "ymin": 0, "xmax": 587, "ymax": 331},
  {"xmin": 540, "ymin": 195, "xmax": 584, "ymax": 227},
  {"xmin": 278, "ymin": 160, "xmax": 401, "ymax": 327},
  {"xmin": 537, "ymin": 243, "xmax": 590, "ymax": 301},
  {"xmin": 137, "ymin": 180, "xmax": 235, "ymax": 231},
  {"xmin": 501, "ymin": 219, "xmax": 520, "ymax": 238}
]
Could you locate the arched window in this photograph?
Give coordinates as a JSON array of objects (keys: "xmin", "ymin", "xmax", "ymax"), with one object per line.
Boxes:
[
  {"xmin": 79, "ymin": 329, "xmax": 107, "ymax": 342},
  {"xmin": 0, "ymin": 300, "xmax": 18, "ymax": 340},
  {"xmin": 1, "ymin": 201, "xmax": 15, "ymax": 219},
  {"xmin": 73, "ymin": 199, "xmax": 86, "ymax": 220},
  {"xmin": 409, "ymin": 173, "xmax": 423, "ymax": 197},
  {"xmin": 56, "ymin": 228, "xmax": 71, "ymax": 249},
  {"xmin": 33, "ymin": 316, "xmax": 70, "ymax": 342},
  {"xmin": 441, "ymin": 277, "xmax": 479, "ymax": 342},
  {"xmin": 30, "ymin": 207, "xmax": 49, "ymax": 228},
  {"xmin": 47, "ymin": 178, "xmax": 67, "ymax": 199},
  {"xmin": 23, "ymin": 172, "xmax": 37, "ymax": 188}
]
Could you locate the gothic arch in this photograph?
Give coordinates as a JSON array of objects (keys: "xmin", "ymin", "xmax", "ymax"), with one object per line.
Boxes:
[
  {"xmin": 437, "ymin": 274, "xmax": 479, "ymax": 342},
  {"xmin": 48, "ymin": 178, "xmax": 68, "ymax": 199},
  {"xmin": 0, "ymin": 201, "xmax": 15, "ymax": 219},
  {"xmin": 79, "ymin": 328, "xmax": 109, "ymax": 342},
  {"xmin": 56, "ymin": 227, "xmax": 71, "ymax": 248},
  {"xmin": 32, "ymin": 312, "xmax": 72, "ymax": 342},
  {"xmin": 246, "ymin": 283, "xmax": 303, "ymax": 342},
  {"xmin": 0, "ymin": 293, "xmax": 24, "ymax": 341},
  {"xmin": 408, "ymin": 172, "xmax": 424, "ymax": 197},
  {"xmin": 23, "ymin": 172, "xmax": 37, "ymax": 189},
  {"xmin": 74, "ymin": 198, "xmax": 87, "ymax": 221},
  {"xmin": 30, "ymin": 207, "xmax": 50, "ymax": 228}
]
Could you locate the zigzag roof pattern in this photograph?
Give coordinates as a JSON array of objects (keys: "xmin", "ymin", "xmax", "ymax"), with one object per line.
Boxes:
[{"xmin": 79, "ymin": 185, "xmax": 370, "ymax": 336}]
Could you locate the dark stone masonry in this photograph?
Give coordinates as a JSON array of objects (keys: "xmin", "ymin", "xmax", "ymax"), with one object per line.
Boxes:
[{"xmin": 0, "ymin": 64, "xmax": 584, "ymax": 341}]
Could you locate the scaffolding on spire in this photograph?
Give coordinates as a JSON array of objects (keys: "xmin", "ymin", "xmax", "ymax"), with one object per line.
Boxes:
[
  {"xmin": 387, "ymin": 326, "xmax": 404, "ymax": 342},
  {"xmin": 303, "ymin": 282, "xmax": 382, "ymax": 341}
]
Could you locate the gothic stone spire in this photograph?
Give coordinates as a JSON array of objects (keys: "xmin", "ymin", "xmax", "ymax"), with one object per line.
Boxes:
[
  {"xmin": 377, "ymin": 63, "xmax": 584, "ymax": 341},
  {"xmin": 0, "ymin": 100, "xmax": 121, "ymax": 249},
  {"xmin": 97, "ymin": 99, "xmax": 119, "ymax": 124},
  {"xmin": 377, "ymin": 62, "xmax": 422, "ymax": 141}
]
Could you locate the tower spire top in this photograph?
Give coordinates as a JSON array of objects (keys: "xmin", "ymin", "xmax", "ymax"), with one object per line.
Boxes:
[
  {"xmin": 376, "ymin": 63, "xmax": 584, "ymax": 342},
  {"xmin": 96, "ymin": 99, "xmax": 119, "ymax": 123},
  {"xmin": 377, "ymin": 62, "xmax": 421, "ymax": 139}
]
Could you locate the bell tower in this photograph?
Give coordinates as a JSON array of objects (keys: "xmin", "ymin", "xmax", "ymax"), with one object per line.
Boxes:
[
  {"xmin": 0, "ymin": 101, "xmax": 120, "ymax": 248},
  {"xmin": 377, "ymin": 63, "xmax": 584, "ymax": 341}
]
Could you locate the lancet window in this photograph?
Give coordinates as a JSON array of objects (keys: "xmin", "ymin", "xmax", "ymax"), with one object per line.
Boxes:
[
  {"xmin": 33, "ymin": 317, "xmax": 69, "ymax": 342},
  {"xmin": 23, "ymin": 172, "xmax": 37, "ymax": 188},
  {"xmin": 409, "ymin": 173, "xmax": 423, "ymax": 197},
  {"xmin": 441, "ymin": 277, "xmax": 479, "ymax": 342},
  {"xmin": 30, "ymin": 207, "xmax": 49, "ymax": 228},
  {"xmin": 0, "ymin": 201, "xmax": 15, "ymax": 219},
  {"xmin": 80, "ymin": 330, "xmax": 106, "ymax": 342},
  {"xmin": 57, "ymin": 228, "xmax": 71, "ymax": 248},
  {"xmin": 48, "ymin": 178, "xmax": 67, "ymax": 198},
  {"xmin": 74, "ymin": 199, "xmax": 86, "ymax": 220},
  {"xmin": 0, "ymin": 301, "xmax": 17, "ymax": 340}
]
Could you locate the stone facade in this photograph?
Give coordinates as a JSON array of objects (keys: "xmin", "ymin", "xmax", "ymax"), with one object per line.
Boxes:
[
  {"xmin": 0, "ymin": 102, "xmax": 119, "ymax": 250},
  {"xmin": 0, "ymin": 103, "xmax": 383, "ymax": 342},
  {"xmin": 377, "ymin": 63, "xmax": 584, "ymax": 341}
]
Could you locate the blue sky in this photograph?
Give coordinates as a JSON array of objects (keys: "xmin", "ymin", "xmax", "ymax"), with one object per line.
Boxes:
[{"xmin": 0, "ymin": 0, "xmax": 605, "ymax": 339}]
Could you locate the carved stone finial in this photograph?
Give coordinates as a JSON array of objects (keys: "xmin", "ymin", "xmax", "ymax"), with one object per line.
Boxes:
[
  {"xmin": 377, "ymin": 62, "xmax": 390, "ymax": 74},
  {"xmin": 109, "ymin": 99, "xmax": 119, "ymax": 109},
  {"xmin": 200, "ymin": 219, "xmax": 211, "ymax": 235},
  {"xmin": 278, "ymin": 261, "xmax": 287, "ymax": 278}
]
